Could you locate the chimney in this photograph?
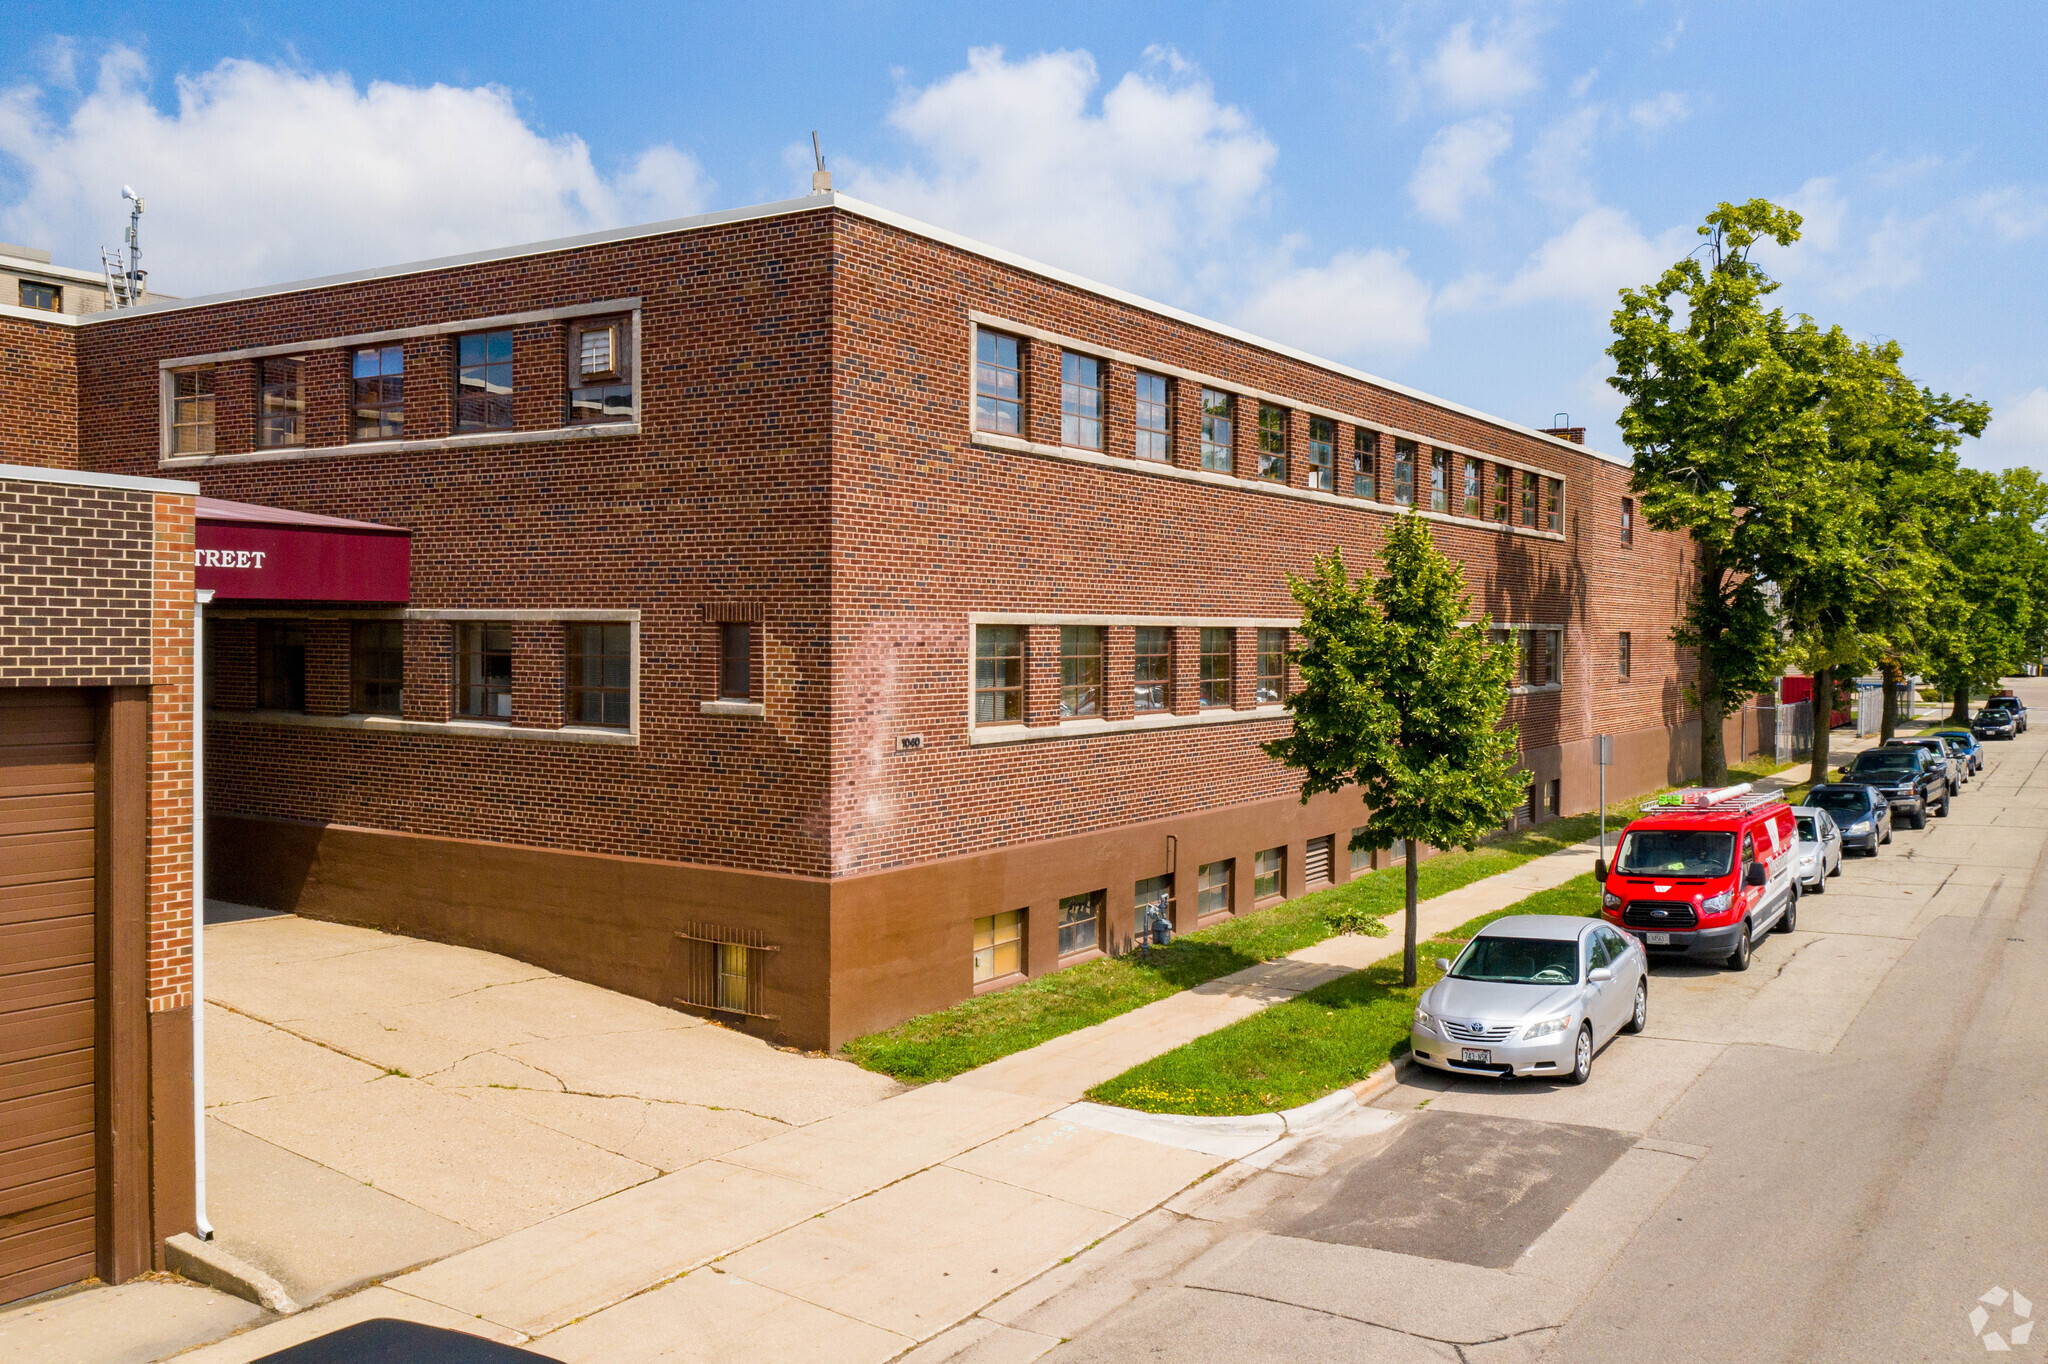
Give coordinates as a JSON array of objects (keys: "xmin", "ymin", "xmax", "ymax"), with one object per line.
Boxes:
[{"xmin": 1539, "ymin": 426, "xmax": 1586, "ymax": 445}]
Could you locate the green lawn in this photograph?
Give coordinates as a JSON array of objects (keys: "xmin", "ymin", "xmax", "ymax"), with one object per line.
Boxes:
[{"xmin": 1083, "ymin": 873, "xmax": 1604, "ymax": 1116}]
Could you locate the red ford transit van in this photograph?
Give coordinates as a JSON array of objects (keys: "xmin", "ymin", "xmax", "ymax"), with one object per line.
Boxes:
[{"xmin": 1596, "ymin": 784, "xmax": 1799, "ymax": 971}]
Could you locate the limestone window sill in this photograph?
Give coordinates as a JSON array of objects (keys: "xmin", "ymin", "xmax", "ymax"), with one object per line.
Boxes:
[
  {"xmin": 212, "ymin": 709, "xmax": 638, "ymax": 746},
  {"xmin": 700, "ymin": 700, "xmax": 766, "ymax": 718}
]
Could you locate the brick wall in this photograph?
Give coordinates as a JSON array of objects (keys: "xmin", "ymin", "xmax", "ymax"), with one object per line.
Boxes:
[
  {"xmin": 148, "ymin": 493, "xmax": 196, "ymax": 1011},
  {"xmin": 0, "ymin": 475, "xmax": 154, "ymax": 684},
  {"xmin": 0, "ymin": 313, "xmax": 78, "ymax": 469}
]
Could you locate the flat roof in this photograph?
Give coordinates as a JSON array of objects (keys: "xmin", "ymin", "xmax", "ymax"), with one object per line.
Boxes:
[
  {"xmin": 0, "ymin": 461, "xmax": 199, "ymax": 496},
  {"xmin": 70, "ymin": 191, "xmax": 1626, "ymax": 468},
  {"xmin": 199, "ymin": 495, "xmax": 407, "ymax": 533}
]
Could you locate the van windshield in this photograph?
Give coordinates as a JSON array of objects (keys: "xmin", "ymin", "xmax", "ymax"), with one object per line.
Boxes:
[{"xmin": 1616, "ymin": 829, "xmax": 1734, "ymax": 878}]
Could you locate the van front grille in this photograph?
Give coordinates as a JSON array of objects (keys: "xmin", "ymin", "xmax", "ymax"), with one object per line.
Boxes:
[{"xmin": 1623, "ymin": 901, "xmax": 1698, "ymax": 929}]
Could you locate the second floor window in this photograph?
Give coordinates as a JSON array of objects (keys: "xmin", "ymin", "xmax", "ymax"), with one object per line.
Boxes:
[
  {"xmin": 1133, "ymin": 626, "xmax": 1170, "ymax": 712},
  {"xmin": 1494, "ymin": 464, "xmax": 1512, "ymax": 523},
  {"xmin": 457, "ymin": 330, "xmax": 515, "ymax": 432},
  {"xmin": 455, "ymin": 622, "xmax": 514, "ymax": 720},
  {"xmin": 1134, "ymin": 372, "xmax": 1171, "ymax": 461},
  {"xmin": 1520, "ymin": 470, "xmax": 1539, "ymax": 527},
  {"xmin": 1546, "ymin": 478, "xmax": 1564, "ymax": 533},
  {"xmin": 1307, "ymin": 417, "xmax": 1334, "ymax": 491},
  {"xmin": 171, "ymin": 367, "xmax": 216, "ymax": 456},
  {"xmin": 975, "ymin": 624, "xmax": 1023, "ymax": 723},
  {"xmin": 1061, "ymin": 353, "xmax": 1102, "ymax": 449},
  {"xmin": 1429, "ymin": 449, "xmax": 1451, "ymax": 512},
  {"xmin": 1258, "ymin": 404, "xmax": 1287, "ymax": 482},
  {"xmin": 1519, "ymin": 628, "xmax": 1561, "ymax": 687},
  {"xmin": 1462, "ymin": 458, "xmax": 1483, "ymax": 517},
  {"xmin": 353, "ymin": 345, "xmax": 404, "ymax": 441},
  {"xmin": 975, "ymin": 330, "xmax": 1022, "ymax": 435},
  {"xmin": 1256, "ymin": 629, "xmax": 1286, "ymax": 704},
  {"xmin": 1353, "ymin": 429, "xmax": 1378, "ymax": 499},
  {"xmin": 569, "ymin": 622, "xmax": 632, "ymax": 726},
  {"xmin": 1060, "ymin": 625, "xmax": 1103, "ymax": 717},
  {"xmin": 350, "ymin": 621, "xmax": 404, "ymax": 715},
  {"xmin": 1199, "ymin": 627, "xmax": 1233, "ymax": 707},
  {"xmin": 1200, "ymin": 389, "xmax": 1233, "ymax": 473},
  {"xmin": 1392, "ymin": 438, "xmax": 1417, "ymax": 506},
  {"xmin": 257, "ymin": 357, "xmax": 303, "ymax": 449},
  {"xmin": 1621, "ymin": 496, "xmax": 1635, "ymax": 546},
  {"xmin": 569, "ymin": 317, "xmax": 633, "ymax": 423}
]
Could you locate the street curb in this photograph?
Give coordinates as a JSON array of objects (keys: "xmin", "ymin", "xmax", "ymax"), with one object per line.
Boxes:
[
  {"xmin": 165, "ymin": 1232, "xmax": 299, "ymax": 1315},
  {"xmin": 1058, "ymin": 1058, "xmax": 1412, "ymax": 1157}
]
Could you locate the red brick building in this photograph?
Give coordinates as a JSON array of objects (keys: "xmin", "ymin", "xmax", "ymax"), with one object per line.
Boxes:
[{"xmin": 24, "ymin": 192, "xmax": 1754, "ymax": 1058}]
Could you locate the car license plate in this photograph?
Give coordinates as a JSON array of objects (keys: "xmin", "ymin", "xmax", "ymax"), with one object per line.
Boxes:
[
  {"xmin": 1645, "ymin": 931, "xmax": 1671, "ymax": 945},
  {"xmin": 1460, "ymin": 1048, "xmax": 1491, "ymax": 1064}
]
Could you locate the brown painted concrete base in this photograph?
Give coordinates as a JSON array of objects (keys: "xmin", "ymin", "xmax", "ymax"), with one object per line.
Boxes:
[{"xmin": 149, "ymin": 1007, "xmax": 196, "ymax": 1268}]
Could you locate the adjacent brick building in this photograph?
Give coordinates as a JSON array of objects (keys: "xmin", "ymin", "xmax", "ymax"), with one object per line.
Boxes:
[{"xmin": 23, "ymin": 191, "xmax": 1755, "ymax": 1063}]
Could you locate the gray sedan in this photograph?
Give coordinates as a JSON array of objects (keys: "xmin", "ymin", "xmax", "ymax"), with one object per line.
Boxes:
[
  {"xmin": 1409, "ymin": 915, "xmax": 1647, "ymax": 1085},
  {"xmin": 1792, "ymin": 806, "xmax": 1844, "ymax": 892}
]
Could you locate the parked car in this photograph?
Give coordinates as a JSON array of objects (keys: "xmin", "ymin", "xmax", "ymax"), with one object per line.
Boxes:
[
  {"xmin": 1791, "ymin": 807, "xmax": 1844, "ymax": 892},
  {"xmin": 1983, "ymin": 695, "xmax": 2028, "ymax": 733},
  {"xmin": 1931, "ymin": 728, "xmax": 1984, "ymax": 774},
  {"xmin": 1840, "ymin": 745, "xmax": 1949, "ymax": 827},
  {"xmin": 1802, "ymin": 783, "xmax": 1894, "ymax": 854},
  {"xmin": 1973, "ymin": 706, "xmax": 2018, "ymax": 741},
  {"xmin": 1884, "ymin": 736, "xmax": 1965, "ymax": 791},
  {"xmin": 1410, "ymin": 915, "xmax": 1647, "ymax": 1084},
  {"xmin": 1597, "ymin": 785, "xmax": 1800, "ymax": 971}
]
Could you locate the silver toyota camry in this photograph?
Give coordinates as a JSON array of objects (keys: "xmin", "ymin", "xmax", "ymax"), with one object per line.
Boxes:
[{"xmin": 1409, "ymin": 915, "xmax": 1648, "ymax": 1085}]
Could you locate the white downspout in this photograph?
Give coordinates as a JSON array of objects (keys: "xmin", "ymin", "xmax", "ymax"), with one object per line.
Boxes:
[{"xmin": 193, "ymin": 588, "xmax": 214, "ymax": 1239}]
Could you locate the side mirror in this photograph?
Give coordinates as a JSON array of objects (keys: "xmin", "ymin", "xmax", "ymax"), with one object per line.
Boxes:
[
  {"xmin": 1434, "ymin": 957, "xmax": 1452, "ymax": 974},
  {"xmin": 1745, "ymin": 862, "xmax": 1768, "ymax": 887},
  {"xmin": 1588, "ymin": 966, "xmax": 1614, "ymax": 983},
  {"xmin": 1593, "ymin": 858, "xmax": 1608, "ymax": 882}
]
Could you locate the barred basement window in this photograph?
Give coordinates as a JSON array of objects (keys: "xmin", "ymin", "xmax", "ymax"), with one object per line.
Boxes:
[
  {"xmin": 1197, "ymin": 860, "xmax": 1233, "ymax": 917},
  {"xmin": 975, "ymin": 330, "xmax": 1023, "ymax": 435},
  {"xmin": 457, "ymin": 329, "xmax": 515, "ymax": 432},
  {"xmin": 975, "ymin": 625, "xmax": 1023, "ymax": 724},
  {"xmin": 1058, "ymin": 891, "xmax": 1103, "ymax": 956},
  {"xmin": 1257, "ymin": 404, "xmax": 1287, "ymax": 483},
  {"xmin": 1133, "ymin": 626, "xmax": 1171, "ymax": 712},
  {"xmin": 1200, "ymin": 389, "xmax": 1234, "ymax": 473},
  {"xmin": 1392, "ymin": 438, "xmax": 1416, "ymax": 506},
  {"xmin": 256, "ymin": 621, "xmax": 306, "ymax": 713},
  {"xmin": 1061, "ymin": 352, "xmax": 1102, "ymax": 450},
  {"xmin": 674, "ymin": 923, "xmax": 779, "ymax": 1018},
  {"xmin": 171, "ymin": 367, "xmax": 216, "ymax": 455},
  {"xmin": 1134, "ymin": 372, "xmax": 1172, "ymax": 461},
  {"xmin": 1253, "ymin": 847, "xmax": 1285, "ymax": 902},
  {"xmin": 257, "ymin": 357, "xmax": 304, "ymax": 449},
  {"xmin": 1060, "ymin": 625, "xmax": 1103, "ymax": 717},
  {"xmin": 455, "ymin": 622, "xmax": 514, "ymax": 720},
  {"xmin": 350, "ymin": 621, "xmax": 404, "ymax": 716},
  {"xmin": 1463, "ymin": 458, "xmax": 1483, "ymax": 518},
  {"xmin": 1199, "ymin": 627, "xmax": 1233, "ymax": 707},
  {"xmin": 352, "ymin": 345, "xmax": 404, "ymax": 441},
  {"xmin": 568, "ymin": 622, "xmax": 631, "ymax": 727},
  {"xmin": 973, "ymin": 910, "xmax": 1024, "ymax": 984},
  {"xmin": 1256, "ymin": 628, "xmax": 1286, "ymax": 704},
  {"xmin": 1352, "ymin": 429, "xmax": 1378, "ymax": 499},
  {"xmin": 570, "ymin": 317, "xmax": 634, "ymax": 423},
  {"xmin": 1307, "ymin": 416, "xmax": 1335, "ymax": 491}
]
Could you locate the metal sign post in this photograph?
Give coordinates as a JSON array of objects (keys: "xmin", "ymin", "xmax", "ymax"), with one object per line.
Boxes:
[{"xmin": 1596, "ymin": 735, "xmax": 1614, "ymax": 863}]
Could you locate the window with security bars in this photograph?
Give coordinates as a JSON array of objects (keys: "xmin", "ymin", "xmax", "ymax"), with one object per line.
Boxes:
[
  {"xmin": 1061, "ymin": 353, "xmax": 1102, "ymax": 449},
  {"xmin": 1253, "ymin": 847, "xmax": 1285, "ymax": 902},
  {"xmin": 674, "ymin": 923, "xmax": 779, "ymax": 1018},
  {"xmin": 1353, "ymin": 429, "xmax": 1378, "ymax": 499},
  {"xmin": 455, "ymin": 622, "xmax": 514, "ymax": 720},
  {"xmin": 350, "ymin": 621, "xmax": 404, "ymax": 716},
  {"xmin": 1199, "ymin": 627, "xmax": 1233, "ymax": 707},
  {"xmin": 1060, "ymin": 625, "xmax": 1103, "ymax": 717},
  {"xmin": 1133, "ymin": 626, "xmax": 1171, "ymax": 712},
  {"xmin": 975, "ymin": 331, "xmax": 1023, "ymax": 435},
  {"xmin": 1257, "ymin": 404, "xmax": 1287, "ymax": 482},
  {"xmin": 973, "ymin": 910, "xmax": 1024, "ymax": 984},
  {"xmin": 1134, "ymin": 372, "xmax": 1171, "ymax": 461},
  {"xmin": 1197, "ymin": 860, "xmax": 1232, "ymax": 917},
  {"xmin": 352, "ymin": 345, "xmax": 404, "ymax": 440},
  {"xmin": 256, "ymin": 621, "xmax": 306, "ymax": 712},
  {"xmin": 569, "ymin": 318, "xmax": 633, "ymax": 423},
  {"xmin": 257, "ymin": 357, "xmax": 303, "ymax": 449},
  {"xmin": 1494, "ymin": 465, "xmax": 1513, "ymax": 523},
  {"xmin": 171, "ymin": 367, "xmax": 216, "ymax": 455},
  {"xmin": 1463, "ymin": 458, "xmax": 1483, "ymax": 517},
  {"xmin": 457, "ymin": 330, "xmax": 515, "ymax": 431},
  {"xmin": 1307, "ymin": 417, "xmax": 1335, "ymax": 490},
  {"xmin": 1058, "ymin": 891, "xmax": 1102, "ymax": 956},
  {"xmin": 1256, "ymin": 628, "xmax": 1286, "ymax": 704},
  {"xmin": 975, "ymin": 625, "xmax": 1023, "ymax": 724},
  {"xmin": 1392, "ymin": 438, "xmax": 1416, "ymax": 506},
  {"xmin": 1546, "ymin": 479, "xmax": 1564, "ymax": 532},
  {"xmin": 1200, "ymin": 389, "xmax": 1234, "ymax": 472},
  {"xmin": 567, "ymin": 622, "xmax": 631, "ymax": 727}
]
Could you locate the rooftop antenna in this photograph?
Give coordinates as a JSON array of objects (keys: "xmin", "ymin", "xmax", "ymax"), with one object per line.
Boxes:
[
  {"xmin": 810, "ymin": 132, "xmax": 832, "ymax": 194},
  {"xmin": 100, "ymin": 186, "xmax": 147, "ymax": 309}
]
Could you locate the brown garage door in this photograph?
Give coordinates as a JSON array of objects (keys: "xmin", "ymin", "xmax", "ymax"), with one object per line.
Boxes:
[{"xmin": 0, "ymin": 690, "xmax": 97, "ymax": 1304}]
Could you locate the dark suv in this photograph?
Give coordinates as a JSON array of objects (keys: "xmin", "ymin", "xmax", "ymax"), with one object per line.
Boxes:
[
  {"xmin": 1840, "ymin": 746, "xmax": 1949, "ymax": 827},
  {"xmin": 1983, "ymin": 696, "xmax": 2029, "ymax": 733},
  {"xmin": 1884, "ymin": 736, "xmax": 1965, "ymax": 791}
]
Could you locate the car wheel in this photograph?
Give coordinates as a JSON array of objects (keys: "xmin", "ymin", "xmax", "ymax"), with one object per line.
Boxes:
[
  {"xmin": 1779, "ymin": 891, "xmax": 1799, "ymax": 931},
  {"xmin": 1622, "ymin": 979, "xmax": 1648, "ymax": 1034},
  {"xmin": 1728, "ymin": 922, "xmax": 1753, "ymax": 971},
  {"xmin": 1938, "ymin": 791, "xmax": 1953, "ymax": 817},
  {"xmin": 1829, "ymin": 855, "xmax": 1842, "ymax": 877},
  {"xmin": 1911, "ymin": 802, "xmax": 1927, "ymax": 830},
  {"xmin": 1809, "ymin": 870, "xmax": 1826, "ymax": 895},
  {"xmin": 1568, "ymin": 1024, "xmax": 1594, "ymax": 1084},
  {"xmin": 1882, "ymin": 824, "xmax": 1893, "ymax": 845}
]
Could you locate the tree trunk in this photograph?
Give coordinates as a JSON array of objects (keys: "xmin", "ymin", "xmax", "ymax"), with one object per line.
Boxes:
[
  {"xmin": 1807, "ymin": 664, "xmax": 1833, "ymax": 788},
  {"xmin": 1696, "ymin": 630, "xmax": 1728, "ymax": 788},
  {"xmin": 1880, "ymin": 659, "xmax": 1902, "ymax": 742},
  {"xmin": 1403, "ymin": 842, "xmax": 1419, "ymax": 988},
  {"xmin": 1947, "ymin": 674, "xmax": 1971, "ymax": 724}
]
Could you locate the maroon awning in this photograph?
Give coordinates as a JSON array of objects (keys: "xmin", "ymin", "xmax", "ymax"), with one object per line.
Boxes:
[{"xmin": 196, "ymin": 497, "xmax": 410, "ymax": 602}]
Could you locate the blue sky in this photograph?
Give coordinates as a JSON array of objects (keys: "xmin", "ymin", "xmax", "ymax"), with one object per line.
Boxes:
[{"xmin": 5, "ymin": 1, "xmax": 2044, "ymax": 469}]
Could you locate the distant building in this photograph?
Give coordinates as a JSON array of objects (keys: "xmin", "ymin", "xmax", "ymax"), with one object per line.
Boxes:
[{"xmin": 0, "ymin": 240, "xmax": 172, "ymax": 316}]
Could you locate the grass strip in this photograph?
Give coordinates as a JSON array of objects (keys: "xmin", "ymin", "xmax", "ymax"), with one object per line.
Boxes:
[
  {"xmin": 842, "ymin": 756, "xmax": 1791, "ymax": 1085},
  {"xmin": 1083, "ymin": 873, "xmax": 1603, "ymax": 1116}
]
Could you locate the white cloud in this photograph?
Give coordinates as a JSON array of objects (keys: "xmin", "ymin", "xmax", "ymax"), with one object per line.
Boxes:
[
  {"xmin": 1408, "ymin": 115, "xmax": 1512, "ymax": 224},
  {"xmin": 1967, "ymin": 388, "xmax": 2048, "ymax": 473},
  {"xmin": 843, "ymin": 46, "xmax": 1275, "ymax": 299},
  {"xmin": 1568, "ymin": 68, "xmax": 1599, "ymax": 99},
  {"xmin": 1236, "ymin": 248, "xmax": 1433, "ymax": 357},
  {"xmin": 1965, "ymin": 187, "xmax": 2048, "ymax": 242},
  {"xmin": 1764, "ymin": 178, "xmax": 1930, "ymax": 301},
  {"xmin": 0, "ymin": 47, "xmax": 710, "ymax": 293},
  {"xmin": 1425, "ymin": 18, "xmax": 1544, "ymax": 108},
  {"xmin": 1497, "ymin": 206, "xmax": 1687, "ymax": 308},
  {"xmin": 1627, "ymin": 92, "xmax": 1690, "ymax": 131},
  {"xmin": 1525, "ymin": 106, "xmax": 1601, "ymax": 208}
]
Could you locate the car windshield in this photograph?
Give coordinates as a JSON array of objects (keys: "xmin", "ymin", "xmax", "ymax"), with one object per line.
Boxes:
[
  {"xmin": 1851, "ymin": 752, "xmax": 1917, "ymax": 775},
  {"xmin": 1807, "ymin": 789, "xmax": 1868, "ymax": 814},
  {"xmin": 1796, "ymin": 816, "xmax": 1818, "ymax": 841},
  {"xmin": 1450, "ymin": 936, "xmax": 1579, "ymax": 985},
  {"xmin": 1934, "ymin": 732, "xmax": 1971, "ymax": 745},
  {"xmin": 1616, "ymin": 829, "xmax": 1735, "ymax": 878}
]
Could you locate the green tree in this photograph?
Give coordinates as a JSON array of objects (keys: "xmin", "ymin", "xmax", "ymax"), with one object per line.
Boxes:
[
  {"xmin": 1923, "ymin": 468, "xmax": 2048, "ymax": 718},
  {"xmin": 1265, "ymin": 516, "xmax": 1523, "ymax": 986}
]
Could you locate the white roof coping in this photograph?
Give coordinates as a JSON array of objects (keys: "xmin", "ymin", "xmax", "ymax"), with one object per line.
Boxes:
[
  {"xmin": 0, "ymin": 461, "xmax": 200, "ymax": 496},
  {"xmin": 69, "ymin": 192, "xmax": 1626, "ymax": 467}
]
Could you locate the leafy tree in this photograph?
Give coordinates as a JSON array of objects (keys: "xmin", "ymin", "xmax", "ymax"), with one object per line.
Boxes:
[
  {"xmin": 1265, "ymin": 516, "xmax": 1523, "ymax": 986},
  {"xmin": 1922, "ymin": 468, "xmax": 2048, "ymax": 718}
]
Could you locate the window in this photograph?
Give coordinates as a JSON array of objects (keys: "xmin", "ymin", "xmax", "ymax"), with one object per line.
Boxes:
[
  {"xmin": 455, "ymin": 622, "xmax": 514, "ymax": 720},
  {"xmin": 1618, "ymin": 631, "xmax": 1633, "ymax": 680},
  {"xmin": 1350, "ymin": 827, "xmax": 1371, "ymax": 872},
  {"xmin": 457, "ymin": 329, "xmax": 515, "ymax": 432},
  {"xmin": 1428, "ymin": 449, "xmax": 1452, "ymax": 512},
  {"xmin": 1135, "ymin": 874, "xmax": 1174, "ymax": 937},
  {"xmin": 1463, "ymin": 458, "xmax": 1483, "ymax": 518},
  {"xmin": 715, "ymin": 942, "xmax": 750, "ymax": 1013},
  {"xmin": 1060, "ymin": 353, "xmax": 1102, "ymax": 449},
  {"xmin": 350, "ymin": 621, "xmax": 404, "ymax": 716},
  {"xmin": 1392, "ymin": 438, "xmax": 1417, "ymax": 506},
  {"xmin": 257, "ymin": 357, "xmax": 303, "ymax": 449},
  {"xmin": 1519, "ymin": 628, "xmax": 1561, "ymax": 687},
  {"xmin": 1134, "ymin": 372, "xmax": 1172, "ymax": 462},
  {"xmin": 1197, "ymin": 860, "xmax": 1233, "ymax": 917},
  {"xmin": 1546, "ymin": 478, "xmax": 1563, "ymax": 533},
  {"xmin": 19, "ymin": 281, "xmax": 59, "ymax": 311},
  {"xmin": 975, "ymin": 625, "xmax": 1023, "ymax": 724},
  {"xmin": 170, "ymin": 367, "xmax": 216, "ymax": 456},
  {"xmin": 1546, "ymin": 778, "xmax": 1561, "ymax": 818},
  {"xmin": 351, "ymin": 345, "xmax": 404, "ymax": 441},
  {"xmin": 569, "ymin": 623, "xmax": 632, "ymax": 726},
  {"xmin": 1253, "ymin": 847, "xmax": 1285, "ymax": 902},
  {"xmin": 569, "ymin": 317, "xmax": 633, "ymax": 423},
  {"xmin": 1200, "ymin": 389, "xmax": 1234, "ymax": 473},
  {"xmin": 974, "ymin": 330, "xmax": 1023, "ymax": 435},
  {"xmin": 1199, "ymin": 627, "xmax": 1233, "ymax": 707},
  {"xmin": 973, "ymin": 910, "xmax": 1024, "ymax": 984},
  {"xmin": 1257, "ymin": 405, "xmax": 1287, "ymax": 482},
  {"xmin": 1060, "ymin": 625, "xmax": 1103, "ymax": 718},
  {"xmin": 1352, "ymin": 429, "xmax": 1378, "ymax": 499},
  {"xmin": 1133, "ymin": 626, "xmax": 1171, "ymax": 712},
  {"xmin": 255, "ymin": 621, "xmax": 306, "ymax": 712},
  {"xmin": 1621, "ymin": 496, "xmax": 1635, "ymax": 547},
  {"xmin": 1256, "ymin": 628, "xmax": 1286, "ymax": 705},
  {"xmin": 1493, "ymin": 465, "xmax": 1512, "ymax": 523},
  {"xmin": 1520, "ymin": 470, "xmax": 1539, "ymax": 527},
  {"xmin": 1058, "ymin": 891, "xmax": 1103, "ymax": 956},
  {"xmin": 719, "ymin": 623, "xmax": 752, "ymax": 702},
  {"xmin": 1307, "ymin": 417, "xmax": 1335, "ymax": 491}
]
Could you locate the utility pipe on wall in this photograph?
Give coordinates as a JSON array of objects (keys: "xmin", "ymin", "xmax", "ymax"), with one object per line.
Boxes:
[{"xmin": 192, "ymin": 588, "xmax": 213, "ymax": 1239}]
